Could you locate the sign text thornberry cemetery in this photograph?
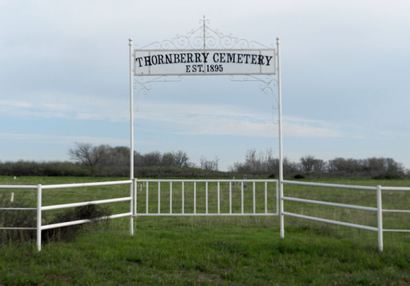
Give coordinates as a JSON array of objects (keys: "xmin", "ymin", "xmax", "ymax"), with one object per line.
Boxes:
[{"xmin": 134, "ymin": 49, "xmax": 276, "ymax": 76}]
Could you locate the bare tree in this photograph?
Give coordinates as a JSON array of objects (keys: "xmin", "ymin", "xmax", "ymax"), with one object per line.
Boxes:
[
  {"xmin": 173, "ymin": 151, "xmax": 189, "ymax": 167},
  {"xmin": 200, "ymin": 156, "xmax": 219, "ymax": 171},
  {"xmin": 68, "ymin": 143, "xmax": 107, "ymax": 168},
  {"xmin": 300, "ymin": 156, "xmax": 326, "ymax": 173}
]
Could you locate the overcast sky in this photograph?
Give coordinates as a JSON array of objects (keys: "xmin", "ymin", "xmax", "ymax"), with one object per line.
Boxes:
[{"xmin": 0, "ymin": 0, "xmax": 409, "ymax": 170}]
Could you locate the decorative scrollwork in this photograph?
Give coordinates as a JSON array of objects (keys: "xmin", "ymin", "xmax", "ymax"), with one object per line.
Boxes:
[
  {"xmin": 141, "ymin": 17, "xmax": 272, "ymax": 50},
  {"xmin": 134, "ymin": 76, "xmax": 182, "ymax": 95}
]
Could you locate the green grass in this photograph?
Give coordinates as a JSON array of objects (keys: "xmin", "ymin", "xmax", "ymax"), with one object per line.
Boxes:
[{"xmin": 0, "ymin": 176, "xmax": 409, "ymax": 285}]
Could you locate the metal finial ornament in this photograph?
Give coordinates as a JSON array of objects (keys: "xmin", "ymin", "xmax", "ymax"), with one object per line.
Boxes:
[{"xmin": 202, "ymin": 15, "xmax": 207, "ymax": 50}]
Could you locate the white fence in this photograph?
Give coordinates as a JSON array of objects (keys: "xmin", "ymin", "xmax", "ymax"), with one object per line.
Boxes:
[
  {"xmin": 0, "ymin": 179, "xmax": 409, "ymax": 252},
  {"xmin": 280, "ymin": 180, "xmax": 410, "ymax": 252},
  {"xmin": 0, "ymin": 180, "xmax": 133, "ymax": 251}
]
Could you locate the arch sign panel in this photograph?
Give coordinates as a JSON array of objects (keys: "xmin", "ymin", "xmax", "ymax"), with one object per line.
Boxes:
[{"xmin": 134, "ymin": 49, "xmax": 276, "ymax": 76}]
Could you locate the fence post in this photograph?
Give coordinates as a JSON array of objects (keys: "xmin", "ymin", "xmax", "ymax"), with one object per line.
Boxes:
[
  {"xmin": 279, "ymin": 181, "xmax": 285, "ymax": 239},
  {"xmin": 36, "ymin": 184, "xmax": 42, "ymax": 252},
  {"xmin": 130, "ymin": 180, "xmax": 134, "ymax": 236},
  {"xmin": 376, "ymin": 185, "xmax": 383, "ymax": 252}
]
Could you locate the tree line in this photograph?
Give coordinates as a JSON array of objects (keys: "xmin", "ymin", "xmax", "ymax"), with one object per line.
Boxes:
[
  {"xmin": 0, "ymin": 143, "xmax": 223, "ymax": 178},
  {"xmin": 0, "ymin": 143, "xmax": 408, "ymax": 179},
  {"xmin": 231, "ymin": 150, "xmax": 408, "ymax": 179}
]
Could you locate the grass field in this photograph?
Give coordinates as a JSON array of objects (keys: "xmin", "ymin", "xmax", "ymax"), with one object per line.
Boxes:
[{"xmin": 0, "ymin": 176, "xmax": 409, "ymax": 285}]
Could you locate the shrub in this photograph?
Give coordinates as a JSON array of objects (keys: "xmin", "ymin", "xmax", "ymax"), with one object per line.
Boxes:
[
  {"xmin": 293, "ymin": 174, "xmax": 305, "ymax": 179},
  {"xmin": 0, "ymin": 193, "xmax": 111, "ymax": 244},
  {"xmin": 42, "ymin": 205, "xmax": 112, "ymax": 242},
  {"xmin": 0, "ymin": 194, "xmax": 36, "ymax": 243}
]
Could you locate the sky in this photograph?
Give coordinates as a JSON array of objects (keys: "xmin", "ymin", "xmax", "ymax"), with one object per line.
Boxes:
[{"xmin": 0, "ymin": 0, "xmax": 409, "ymax": 170}]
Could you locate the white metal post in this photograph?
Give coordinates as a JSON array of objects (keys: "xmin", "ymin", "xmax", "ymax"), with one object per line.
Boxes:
[
  {"xmin": 276, "ymin": 38, "xmax": 285, "ymax": 239},
  {"xmin": 130, "ymin": 180, "xmax": 134, "ymax": 236},
  {"xmin": 129, "ymin": 38, "xmax": 135, "ymax": 236},
  {"xmin": 129, "ymin": 38, "xmax": 134, "ymax": 182},
  {"xmin": 376, "ymin": 185, "xmax": 384, "ymax": 252},
  {"xmin": 36, "ymin": 184, "xmax": 42, "ymax": 252}
]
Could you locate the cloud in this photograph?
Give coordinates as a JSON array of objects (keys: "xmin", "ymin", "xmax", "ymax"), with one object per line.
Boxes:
[
  {"xmin": 137, "ymin": 101, "xmax": 342, "ymax": 138},
  {"xmin": 0, "ymin": 92, "xmax": 128, "ymax": 122},
  {"xmin": 0, "ymin": 93, "xmax": 341, "ymax": 139},
  {"xmin": 0, "ymin": 132, "xmax": 128, "ymax": 146}
]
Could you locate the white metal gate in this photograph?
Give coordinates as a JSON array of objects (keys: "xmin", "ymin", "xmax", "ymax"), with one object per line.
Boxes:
[{"xmin": 134, "ymin": 179, "xmax": 279, "ymax": 216}]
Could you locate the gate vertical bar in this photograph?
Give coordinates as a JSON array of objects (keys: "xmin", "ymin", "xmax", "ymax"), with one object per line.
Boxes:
[
  {"xmin": 376, "ymin": 185, "xmax": 384, "ymax": 252},
  {"xmin": 134, "ymin": 179, "xmax": 138, "ymax": 216},
  {"xmin": 194, "ymin": 182, "xmax": 197, "ymax": 214},
  {"xmin": 146, "ymin": 182, "xmax": 149, "ymax": 214},
  {"xmin": 264, "ymin": 181, "xmax": 268, "ymax": 214},
  {"xmin": 205, "ymin": 182, "xmax": 208, "ymax": 214},
  {"xmin": 169, "ymin": 182, "xmax": 173, "ymax": 214},
  {"xmin": 229, "ymin": 181, "xmax": 232, "ymax": 214},
  {"xmin": 182, "ymin": 181, "xmax": 185, "ymax": 214},
  {"xmin": 241, "ymin": 181, "xmax": 244, "ymax": 214},
  {"xmin": 158, "ymin": 182, "xmax": 161, "ymax": 213},
  {"xmin": 276, "ymin": 38, "xmax": 285, "ymax": 239},
  {"xmin": 36, "ymin": 184, "xmax": 42, "ymax": 252},
  {"xmin": 217, "ymin": 181, "xmax": 220, "ymax": 214},
  {"xmin": 252, "ymin": 181, "xmax": 256, "ymax": 214},
  {"xmin": 128, "ymin": 38, "xmax": 135, "ymax": 236}
]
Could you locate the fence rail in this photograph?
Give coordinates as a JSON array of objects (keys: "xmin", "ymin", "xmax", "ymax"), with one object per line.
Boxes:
[
  {"xmin": 0, "ymin": 180, "xmax": 134, "ymax": 251},
  {"xmin": 280, "ymin": 181, "xmax": 410, "ymax": 252},
  {"xmin": 0, "ymin": 179, "xmax": 409, "ymax": 252}
]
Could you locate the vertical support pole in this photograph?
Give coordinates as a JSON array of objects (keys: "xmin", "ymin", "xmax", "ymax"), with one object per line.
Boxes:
[
  {"xmin": 129, "ymin": 38, "xmax": 134, "ymax": 187},
  {"xmin": 36, "ymin": 184, "xmax": 42, "ymax": 252},
  {"xmin": 376, "ymin": 185, "xmax": 384, "ymax": 252},
  {"xmin": 276, "ymin": 180, "xmax": 280, "ymax": 215},
  {"xmin": 128, "ymin": 38, "xmax": 135, "ymax": 235},
  {"xmin": 130, "ymin": 180, "xmax": 134, "ymax": 236},
  {"xmin": 276, "ymin": 38, "xmax": 285, "ymax": 239}
]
